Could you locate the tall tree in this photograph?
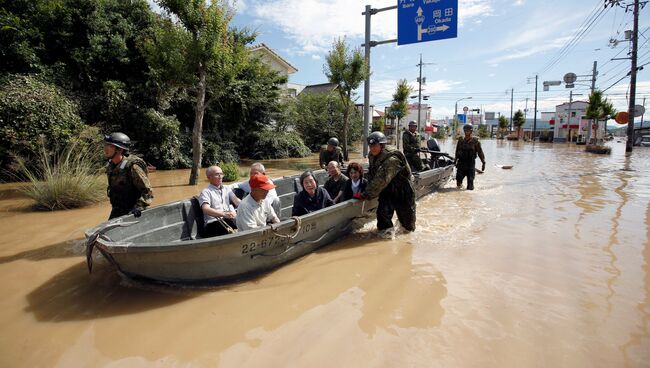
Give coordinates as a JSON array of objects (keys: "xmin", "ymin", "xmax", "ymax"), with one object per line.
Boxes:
[
  {"xmin": 390, "ymin": 79, "xmax": 411, "ymax": 148},
  {"xmin": 585, "ymin": 89, "xmax": 615, "ymax": 145},
  {"xmin": 498, "ymin": 115, "xmax": 509, "ymax": 139},
  {"xmin": 149, "ymin": 0, "xmax": 241, "ymax": 185},
  {"xmin": 513, "ymin": 109, "xmax": 525, "ymax": 140},
  {"xmin": 323, "ymin": 37, "xmax": 367, "ymax": 161}
]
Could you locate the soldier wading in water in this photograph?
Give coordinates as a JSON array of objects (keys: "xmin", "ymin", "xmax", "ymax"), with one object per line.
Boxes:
[
  {"xmin": 402, "ymin": 120, "xmax": 426, "ymax": 172},
  {"xmin": 356, "ymin": 131, "xmax": 416, "ymax": 232},
  {"xmin": 104, "ymin": 132, "xmax": 153, "ymax": 219},
  {"xmin": 454, "ymin": 124, "xmax": 486, "ymax": 190}
]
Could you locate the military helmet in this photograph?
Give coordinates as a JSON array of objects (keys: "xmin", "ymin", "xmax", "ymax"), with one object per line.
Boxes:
[
  {"xmin": 463, "ymin": 124, "xmax": 474, "ymax": 131},
  {"xmin": 104, "ymin": 132, "xmax": 131, "ymax": 150},
  {"xmin": 367, "ymin": 131, "xmax": 387, "ymax": 145},
  {"xmin": 327, "ymin": 137, "xmax": 339, "ymax": 147},
  {"xmin": 408, "ymin": 120, "xmax": 417, "ymax": 126}
]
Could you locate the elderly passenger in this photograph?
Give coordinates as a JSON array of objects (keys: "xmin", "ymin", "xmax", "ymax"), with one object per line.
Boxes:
[
  {"xmin": 292, "ymin": 170, "xmax": 334, "ymax": 216},
  {"xmin": 236, "ymin": 174, "xmax": 280, "ymax": 231},
  {"xmin": 199, "ymin": 165, "xmax": 241, "ymax": 237},
  {"xmin": 235, "ymin": 162, "xmax": 281, "ymax": 215},
  {"xmin": 323, "ymin": 161, "xmax": 348, "ymax": 203}
]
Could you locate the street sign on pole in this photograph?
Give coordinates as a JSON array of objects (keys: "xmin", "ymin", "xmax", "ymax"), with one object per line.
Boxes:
[{"xmin": 397, "ymin": 0, "xmax": 458, "ymax": 46}]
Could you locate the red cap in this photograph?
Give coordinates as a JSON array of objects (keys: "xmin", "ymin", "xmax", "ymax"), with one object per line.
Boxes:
[{"xmin": 249, "ymin": 173, "xmax": 275, "ymax": 191}]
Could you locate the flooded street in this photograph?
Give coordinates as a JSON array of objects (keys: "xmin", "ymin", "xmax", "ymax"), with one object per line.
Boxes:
[{"xmin": 0, "ymin": 140, "xmax": 649, "ymax": 367}]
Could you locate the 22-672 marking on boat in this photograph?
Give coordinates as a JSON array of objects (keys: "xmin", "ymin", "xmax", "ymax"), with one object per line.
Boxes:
[{"xmin": 241, "ymin": 235, "xmax": 289, "ymax": 255}]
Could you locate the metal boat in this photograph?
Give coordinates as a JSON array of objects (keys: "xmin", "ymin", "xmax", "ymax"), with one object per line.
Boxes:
[{"xmin": 85, "ymin": 154, "xmax": 454, "ymax": 284}]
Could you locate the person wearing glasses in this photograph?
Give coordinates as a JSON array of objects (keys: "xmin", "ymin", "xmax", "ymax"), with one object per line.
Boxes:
[{"xmin": 199, "ymin": 165, "xmax": 241, "ymax": 236}]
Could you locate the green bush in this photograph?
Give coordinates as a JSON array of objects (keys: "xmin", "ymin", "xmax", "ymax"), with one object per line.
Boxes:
[
  {"xmin": 0, "ymin": 74, "xmax": 84, "ymax": 178},
  {"xmin": 136, "ymin": 109, "xmax": 191, "ymax": 169},
  {"xmin": 12, "ymin": 134, "xmax": 105, "ymax": 210},
  {"xmin": 220, "ymin": 162, "xmax": 239, "ymax": 182},
  {"xmin": 246, "ymin": 130, "xmax": 311, "ymax": 159},
  {"xmin": 202, "ymin": 140, "xmax": 240, "ymax": 167}
]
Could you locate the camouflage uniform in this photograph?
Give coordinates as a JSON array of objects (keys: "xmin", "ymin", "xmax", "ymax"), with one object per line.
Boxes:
[
  {"xmin": 454, "ymin": 137, "xmax": 485, "ymax": 190},
  {"xmin": 319, "ymin": 146, "xmax": 344, "ymax": 168},
  {"xmin": 106, "ymin": 156, "xmax": 153, "ymax": 219},
  {"xmin": 402, "ymin": 130, "xmax": 425, "ymax": 171},
  {"xmin": 363, "ymin": 146, "xmax": 416, "ymax": 231}
]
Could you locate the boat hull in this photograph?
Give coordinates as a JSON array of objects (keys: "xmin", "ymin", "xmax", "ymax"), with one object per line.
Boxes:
[{"xmin": 86, "ymin": 165, "xmax": 453, "ymax": 283}]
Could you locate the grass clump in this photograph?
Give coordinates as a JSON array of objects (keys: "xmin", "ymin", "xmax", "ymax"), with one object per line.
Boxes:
[
  {"xmin": 220, "ymin": 162, "xmax": 240, "ymax": 182},
  {"xmin": 13, "ymin": 133, "xmax": 105, "ymax": 210}
]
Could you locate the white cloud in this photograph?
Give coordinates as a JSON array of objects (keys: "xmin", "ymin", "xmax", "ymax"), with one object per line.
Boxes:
[
  {"xmin": 249, "ymin": 0, "xmax": 494, "ymax": 54},
  {"xmin": 311, "ymin": 54, "xmax": 321, "ymax": 60},
  {"xmin": 488, "ymin": 73, "xmax": 495, "ymax": 77},
  {"xmin": 491, "ymin": 35, "xmax": 572, "ymax": 63},
  {"xmin": 369, "ymin": 78, "xmax": 465, "ymax": 107},
  {"xmin": 513, "ymin": 0, "xmax": 525, "ymax": 6}
]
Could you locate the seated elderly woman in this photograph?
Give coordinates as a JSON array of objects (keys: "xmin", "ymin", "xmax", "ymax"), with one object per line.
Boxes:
[
  {"xmin": 292, "ymin": 170, "xmax": 335, "ymax": 216},
  {"xmin": 341, "ymin": 162, "xmax": 368, "ymax": 201}
]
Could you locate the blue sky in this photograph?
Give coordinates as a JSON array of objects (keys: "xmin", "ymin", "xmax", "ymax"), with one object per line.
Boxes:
[{"xmin": 230, "ymin": 1, "xmax": 648, "ymax": 121}]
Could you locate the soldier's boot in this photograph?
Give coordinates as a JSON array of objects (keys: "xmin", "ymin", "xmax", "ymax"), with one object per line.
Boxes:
[
  {"xmin": 457, "ymin": 179, "xmax": 463, "ymax": 188},
  {"xmin": 467, "ymin": 179, "xmax": 475, "ymax": 190}
]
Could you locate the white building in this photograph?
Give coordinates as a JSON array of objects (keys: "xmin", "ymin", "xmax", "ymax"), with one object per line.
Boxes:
[
  {"xmin": 553, "ymin": 101, "xmax": 588, "ymax": 143},
  {"xmin": 248, "ymin": 43, "xmax": 298, "ymax": 95},
  {"xmin": 403, "ymin": 103, "xmax": 431, "ymax": 129}
]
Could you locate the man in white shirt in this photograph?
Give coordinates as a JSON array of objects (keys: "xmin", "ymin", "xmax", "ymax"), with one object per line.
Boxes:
[
  {"xmin": 199, "ymin": 165, "xmax": 240, "ymax": 237},
  {"xmin": 235, "ymin": 162, "xmax": 280, "ymax": 215},
  {"xmin": 236, "ymin": 173, "xmax": 280, "ymax": 232}
]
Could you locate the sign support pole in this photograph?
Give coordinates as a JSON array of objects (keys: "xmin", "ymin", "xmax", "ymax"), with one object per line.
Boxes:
[{"xmin": 362, "ymin": 4, "xmax": 397, "ymax": 157}]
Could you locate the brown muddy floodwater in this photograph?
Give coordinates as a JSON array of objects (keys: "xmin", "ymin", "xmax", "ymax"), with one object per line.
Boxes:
[{"xmin": 0, "ymin": 140, "xmax": 649, "ymax": 367}]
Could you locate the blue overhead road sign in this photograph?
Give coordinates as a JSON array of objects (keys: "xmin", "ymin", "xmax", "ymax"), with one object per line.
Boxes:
[{"xmin": 397, "ymin": 0, "xmax": 458, "ymax": 46}]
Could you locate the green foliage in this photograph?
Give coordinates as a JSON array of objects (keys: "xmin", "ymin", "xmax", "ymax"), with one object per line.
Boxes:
[
  {"xmin": 201, "ymin": 140, "xmax": 239, "ymax": 167},
  {"xmin": 498, "ymin": 115, "xmax": 509, "ymax": 138},
  {"xmin": 12, "ymin": 132, "xmax": 105, "ymax": 210},
  {"xmin": 390, "ymin": 79, "xmax": 411, "ymax": 124},
  {"xmin": 586, "ymin": 90, "xmax": 616, "ymax": 121},
  {"xmin": 477, "ymin": 124, "xmax": 490, "ymax": 138},
  {"xmin": 0, "ymin": 74, "xmax": 84, "ymax": 177},
  {"xmin": 372, "ymin": 116, "xmax": 385, "ymax": 133},
  {"xmin": 324, "ymin": 37, "xmax": 367, "ymax": 160},
  {"xmin": 136, "ymin": 109, "xmax": 190, "ymax": 169},
  {"xmin": 244, "ymin": 130, "xmax": 311, "ymax": 160},
  {"xmin": 293, "ymin": 92, "xmax": 361, "ymax": 151},
  {"xmin": 432, "ymin": 126, "xmax": 447, "ymax": 139},
  {"xmin": 220, "ymin": 162, "xmax": 239, "ymax": 182},
  {"xmin": 513, "ymin": 110, "xmax": 525, "ymax": 128}
]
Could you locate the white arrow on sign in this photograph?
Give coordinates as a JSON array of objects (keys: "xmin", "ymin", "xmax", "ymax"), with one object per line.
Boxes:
[{"xmin": 426, "ymin": 24, "xmax": 450, "ymax": 34}]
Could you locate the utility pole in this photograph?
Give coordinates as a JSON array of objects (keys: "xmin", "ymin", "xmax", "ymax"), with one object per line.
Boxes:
[
  {"xmin": 509, "ymin": 88, "xmax": 514, "ymax": 132},
  {"xmin": 417, "ymin": 54, "xmax": 423, "ymax": 132},
  {"xmin": 586, "ymin": 60, "xmax": 598, "ymax": 144},
  {"xmin": 533, "ymin": 75, "xmax": 538, "ymax": 141},
  {"xmin": 641, "ymin": 96, "xmax": 646, "ymax": 129},
  {"xmin": 626, "ymin": 0, "xmax": 640, "ymax": 153},
  {"xmin": 567, "ymin": 90, "xmax": 574, "ymax": 143}
]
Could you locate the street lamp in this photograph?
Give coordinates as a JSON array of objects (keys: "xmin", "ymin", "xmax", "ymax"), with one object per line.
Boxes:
[{"xmin": 454, "ymin": 97, "xmax": 472, "ymax": 136}]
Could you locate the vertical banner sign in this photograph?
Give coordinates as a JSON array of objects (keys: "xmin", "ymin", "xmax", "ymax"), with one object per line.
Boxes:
[{"xmin": 397, "ymin": 0, "xmax": 459, "ymax": 46}]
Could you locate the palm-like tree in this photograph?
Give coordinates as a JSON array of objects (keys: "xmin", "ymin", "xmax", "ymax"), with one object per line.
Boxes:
[
  {"xmin": 390, "ymin": 79, "xmax": 411, "ymax": 148},
  {"xmin": 513, "ymin": 110, "xmax": 525, "ymax": 140},
  {"xmin": 585, "ymin": 90, "xmax": 615, "ymax": 146},
  {"xmin": 498, "ymin": 115, "xmax": 509, "ymax": 139},
  {"xmin": 324, "ymin": 38, "xmax": 367, "ymax": 161}
]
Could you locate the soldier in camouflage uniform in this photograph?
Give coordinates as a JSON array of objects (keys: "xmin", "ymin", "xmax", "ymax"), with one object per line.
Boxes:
[
  {"xmin": 454, "ymin": 124, "xmax": 486, "ymax": 191},
  {"xmin": 319, "ymin": 137, "xmax": 344, "ymax": 169},
  {"xmin": 104, "ymin": 132, "xmax": 153, "ymax": 219},
  {"xmin": 402, "ymin": 120, "xmax": 426, "ymax": 172},
  {"xmin": 359, "ymin": 131, "xmax": 416, "ymax": 232}
]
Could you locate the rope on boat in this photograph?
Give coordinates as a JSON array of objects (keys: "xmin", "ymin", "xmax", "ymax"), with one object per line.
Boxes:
[
  {"xmin": 270, "ymin": 216, "xmax": 302, "ymax": 239},
  {"xmin": 86, "ymin": 221, "xmax": 139, "ymax": 274}
]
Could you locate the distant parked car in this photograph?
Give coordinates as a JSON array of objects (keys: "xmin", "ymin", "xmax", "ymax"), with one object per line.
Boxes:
[{"xmin": 639, "ymin": 135, "xmax": 650, "ymax": 147}]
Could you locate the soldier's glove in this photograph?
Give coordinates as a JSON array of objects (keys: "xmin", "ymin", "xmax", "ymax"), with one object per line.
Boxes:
[
  {"xmin": 353, "ymin": 193, "xmax": 364, "ymax": 200},
  {"xmin": 130, "ymin": 207, "xmax": 142, "ymax": 218},
  {"xmin": 481, "ymin": 162, "xmax": 486, "ymax": 172}
]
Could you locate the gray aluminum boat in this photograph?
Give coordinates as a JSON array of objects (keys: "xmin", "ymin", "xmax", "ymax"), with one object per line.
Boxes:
[{"xmin": 85, "ymin": 153, "xmax": 454, "ymax": 284}]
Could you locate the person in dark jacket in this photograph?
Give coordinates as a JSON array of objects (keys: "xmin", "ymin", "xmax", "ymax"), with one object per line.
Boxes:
[
  {"xmin": 454, "ymin": 124, "xmax": 486, "ymax": 190},
  {"xmin": 358, "ymin": 131, "xmax": 416, "ymax": 232},
  {"xmin": 319, "ymin": 137, "xmax": 344, "ymax": 169},
  {"xmin": 104, "ymin": 132, "xmax": 153, "ymax": 219},
  {"xmin": 292, "ymin": 171, "xmax": 334, "ymax": 216},
  {"xmin": 403, "ymin": 120, "xmax": 426, "ymax": 171},
  {"xmin": 341, "ymin": 162, "xmax": 368, "ymax": 201}
]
